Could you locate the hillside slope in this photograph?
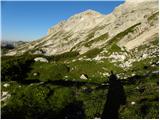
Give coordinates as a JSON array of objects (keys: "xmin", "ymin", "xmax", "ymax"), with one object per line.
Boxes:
[
  {"xmin": 1, "ymin": 0, "xmax": 159, "ymax": 118},
  {"xmin": 5, "ymin": 0, "xmax": 158, "ymax": 56}
]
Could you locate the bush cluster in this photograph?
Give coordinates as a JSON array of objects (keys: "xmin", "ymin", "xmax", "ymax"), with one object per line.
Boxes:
[
  {"xmin": 1, "ymin": 85, "xmax": 84, "ymax": 119},
  {"xmin": 1, "ymin": 55, "xmax": 34, "ymax": 82}
]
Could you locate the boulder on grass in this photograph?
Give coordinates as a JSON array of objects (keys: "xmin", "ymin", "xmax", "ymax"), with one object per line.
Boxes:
[
  {"xmin": 34, "ymin": 57, "xmax": 48, "ymax": 63},
  {"xmin": 3, "ymin": 83, "xmax": 10, "ymax": 88},
  {"xmin": 33, "ymin": 72, "xmax": 39, "ymax": 76},
  {"xmin": 80, "ymin": 74, "xmax": 88, "ymax": 80}
]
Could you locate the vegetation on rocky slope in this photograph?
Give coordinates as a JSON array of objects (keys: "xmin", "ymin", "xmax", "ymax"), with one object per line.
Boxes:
[
  {"xmin": 1, "ymin": 38, "xmax": 159, "ymax": 118},
  {"xmin": 1, "ymin": 1, "xmax": 159, "ymax": 118}
]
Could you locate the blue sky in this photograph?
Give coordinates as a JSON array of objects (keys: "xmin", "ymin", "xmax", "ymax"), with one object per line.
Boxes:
[{"xmin": 1, "ymin": 1, "xmax": 124, "ymax": 41}]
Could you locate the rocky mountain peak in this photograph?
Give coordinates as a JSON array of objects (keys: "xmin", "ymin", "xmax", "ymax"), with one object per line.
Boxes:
[
  {"xmin": 48, "ymin": 9, "xmax": 105, "ymax": 34},
  {"xmin": 69, "ymin": 9, "xmax": 103, "ymax": 19},
  {"xmin": 66, "ymin": 9, "xmax": 104, "ymax": 25},
  {"xmin": 78, "ymin": 9, "xmax": 103, "ymax": 16}
]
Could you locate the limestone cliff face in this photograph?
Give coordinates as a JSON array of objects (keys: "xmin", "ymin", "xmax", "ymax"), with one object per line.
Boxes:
[{"xmin": 5, "ymin": 0, "xmax": 159, "ymax": 56}]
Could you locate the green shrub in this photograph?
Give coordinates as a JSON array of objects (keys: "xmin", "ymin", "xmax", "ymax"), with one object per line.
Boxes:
[
  {"xmin": 1, "ymin": 55, "xmax": 34, "ymax": 82},
  {"xmin": 77, "ymin": 89, "xmax": 107, "ymax": 118},
  {"xmin": 48, "ymin": 87, "xmax": 74, "ymax": 110},
  {"xmin": 1, "ymin": 85, "xmax": 49, "ymax": 118},
  {"xmin": 1, "ymin": 85, "xmax": 75, "ymax": 119}
]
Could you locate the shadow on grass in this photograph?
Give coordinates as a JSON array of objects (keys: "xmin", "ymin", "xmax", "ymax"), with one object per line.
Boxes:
[
  {"xmin": 2, "ymin": 100, "xmax": 85, "ymax": 119},
  {"xmin": 101, "ymin": 71, "xmax": 126, "ymax": 119},
  {"xmin": 60, "ymin": 101, "xmax": 86, "ymax": 119},
  {"xmin": 45, "ymin": 80, "xmax": 99, "ymax": 88}
]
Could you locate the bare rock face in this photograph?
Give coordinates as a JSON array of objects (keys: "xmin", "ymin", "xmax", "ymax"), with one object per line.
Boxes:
[
  {"xmin": 126, "ymin": 0, "xmax": 157, "ymax": 3},
  {"xmin": 5, "ymin": 0, "xmax": 159, "ymax": 56}
]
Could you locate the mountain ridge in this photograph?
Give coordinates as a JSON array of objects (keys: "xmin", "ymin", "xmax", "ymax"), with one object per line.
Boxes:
[{"xmin": 4, "ymin": 0, "xmax": 158, "ymax": 56}]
